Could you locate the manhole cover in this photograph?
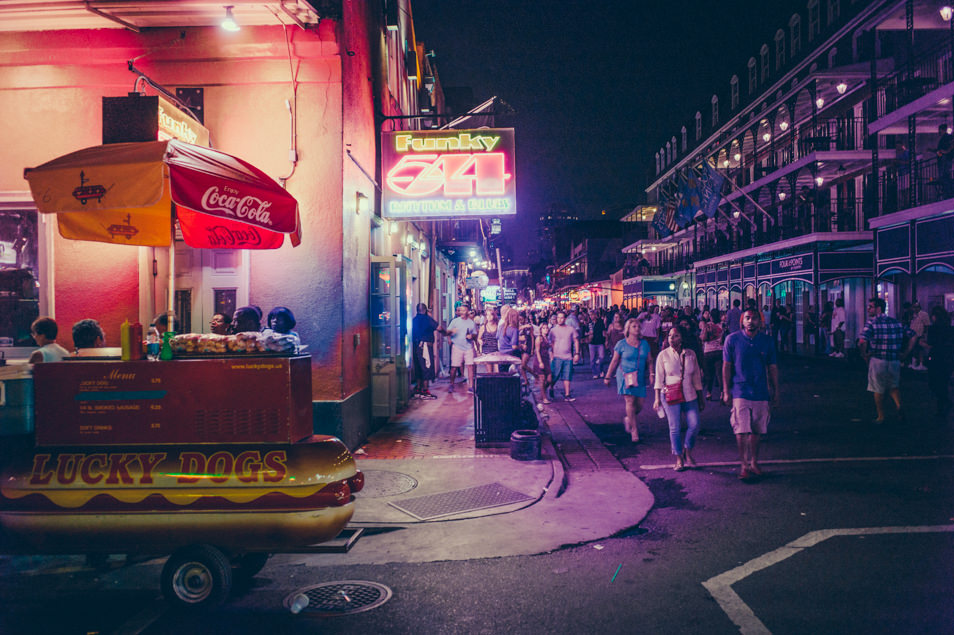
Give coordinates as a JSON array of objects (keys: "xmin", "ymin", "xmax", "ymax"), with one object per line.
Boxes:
[
  {"xmin": 389, "ymin": 482, "xmax": 533, "ymax": 520},
  {"xmin": 358, "ymin": 470, "xmax": 418, "ymax": 498},
  {"xmin": 284, "ymin": 581, "xmax": 392, "ymax": 616}
]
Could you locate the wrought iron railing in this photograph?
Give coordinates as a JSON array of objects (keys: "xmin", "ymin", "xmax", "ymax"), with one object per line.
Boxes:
[
  {"xmin": 874, "ymin": 39, "xmax": 953, "ymax": 120},
  {"xmin": 879, "ymin": 154, "xmax": 951, "ymax": 214}
]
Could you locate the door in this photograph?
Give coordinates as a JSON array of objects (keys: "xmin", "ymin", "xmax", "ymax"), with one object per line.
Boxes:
[
  {"xmin": 174, "ymin": 243, "xmax": 248, "ymax": 333},
  {"xmin": 371, "ymin": 256, "xmax": 410, "ymax": 418}
]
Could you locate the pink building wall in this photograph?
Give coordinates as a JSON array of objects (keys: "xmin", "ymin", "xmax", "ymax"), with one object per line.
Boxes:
[{"xmin": 0, "ymin": 21, "xmax": 375, "ymax": 437}]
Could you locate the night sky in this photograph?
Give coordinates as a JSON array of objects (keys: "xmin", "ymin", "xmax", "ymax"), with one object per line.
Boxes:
[{"xmin": 411, "ymin": 0, "xmax": 803, "ymax": 246}]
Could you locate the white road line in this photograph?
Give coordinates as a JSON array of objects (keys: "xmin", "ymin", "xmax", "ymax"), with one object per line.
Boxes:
[
  {"xmin": 639, "ymin": 454, "xmax": 954, "ymax": 470},
  {"xmin": 112, "ymin": 596, "xmax": 166, "ymax": 635},
  {"xmin": 702, "ymin": 525, "xmax": 954, "ymax": 634}
]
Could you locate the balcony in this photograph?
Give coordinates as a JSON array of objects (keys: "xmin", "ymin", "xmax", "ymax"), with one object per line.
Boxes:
[
  {"xmin": 686, "ymin": 197, "xmax": 867, "ymax": 267},
  {"xmin": 879, "ymin": 155, "xmax": 953, "ymax": 215},
  {"xmin": 873, "ymin": 40, "xmax": 952, "ymax": 121}
]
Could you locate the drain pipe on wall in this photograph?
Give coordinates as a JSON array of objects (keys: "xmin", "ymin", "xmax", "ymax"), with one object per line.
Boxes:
[{"xmin": 278, "ymin": 98, "xmax": 298, "ymax": 187}]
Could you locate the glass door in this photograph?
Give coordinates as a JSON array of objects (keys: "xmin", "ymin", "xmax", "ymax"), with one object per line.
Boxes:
[{"xmin": 370, "ymin": 257, "xmax": 409, "ymax": 417}]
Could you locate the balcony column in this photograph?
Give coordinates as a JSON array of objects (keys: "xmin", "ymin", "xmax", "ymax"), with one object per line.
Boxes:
[{"xmin": 868, "ymin": 28, "xmax": 880, "ymax": 222}]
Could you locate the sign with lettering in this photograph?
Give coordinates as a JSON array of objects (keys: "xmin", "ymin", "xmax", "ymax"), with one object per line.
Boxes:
[
  {"xmin": 381, "ymin": 128, "xmax": 516, "ymax": 219},
  {"xmin": 771, "ymin": 252, "xmax": 813, "ymax": 276}
]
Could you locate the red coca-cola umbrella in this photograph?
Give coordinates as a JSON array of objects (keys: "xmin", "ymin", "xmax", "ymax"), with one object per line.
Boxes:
[{"xmin": 24, "ymin": 139, "xmax": 301, "ymax": 249}]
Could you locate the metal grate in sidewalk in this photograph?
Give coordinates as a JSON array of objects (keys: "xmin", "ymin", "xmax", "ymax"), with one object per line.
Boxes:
[{"xmin": 388, "ymin": 482, "xmax": 534, "ymax": 520}]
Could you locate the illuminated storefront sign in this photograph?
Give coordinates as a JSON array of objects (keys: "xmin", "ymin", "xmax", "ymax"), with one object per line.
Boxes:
[
  {"xmin": 157, "ymin": 95, "xmax": 209, "ymax": 146},
  {"xmin": 381, "ymin": 128, "xmax": 516, "ymax": 219}
]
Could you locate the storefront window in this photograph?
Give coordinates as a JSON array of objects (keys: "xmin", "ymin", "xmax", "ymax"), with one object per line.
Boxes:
[{"xmin": 0, "ymin": 208, "xmax": 39, "ymax": 345}]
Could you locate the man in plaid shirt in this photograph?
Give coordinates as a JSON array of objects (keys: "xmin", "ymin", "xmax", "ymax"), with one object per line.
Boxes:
[{"xmin": 857, "ymin": 297, "xmax": 916, "ymax": 423}]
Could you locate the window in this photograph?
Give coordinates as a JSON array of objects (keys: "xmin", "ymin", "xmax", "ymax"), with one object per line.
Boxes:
[
  {"xmin": 711, "ymin": 95, "xmax": 719, "ymax": 128},
  {"xmin": 808, "ymin": 0, "xmax": 820, "ymax": 42},
  {"xmin": 681, "ymin": 126, "xmax": 688, "ymax": 151},
  {"xmin": 775, "ymin": 29, "xmax": 785, "ymax": 70},
  {"xmin": 827, "ymin": 0, "xmax": 840, "ymax": 25},
  {"xmin": 730, "ymin": 75, "xmax": 739, "ymax": 109},
  {"xmin": 695, "ymin": 112, "xmax": 703, "ymax": 140},
  {"xmin": 760, "ymin": 44, "xmax": 770, "ymax": 83},
  {"xmin": 748, "ymin": 57, "xmax": 757, "ymax": 94},
  {"xmin": 0, "ymin": 207, "xmax": 40, "ymax": 345},
  {"xmin": 790, "ymin": 14, "xmax": 801, "ymax": 57}
]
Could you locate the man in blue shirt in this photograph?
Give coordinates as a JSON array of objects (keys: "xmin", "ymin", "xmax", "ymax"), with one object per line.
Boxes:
[{"xmin": 722, "ymin": 308, "xmax": 779, "ymax": 480}]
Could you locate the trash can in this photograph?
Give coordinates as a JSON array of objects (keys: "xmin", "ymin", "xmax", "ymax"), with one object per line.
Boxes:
[
  {"xmin": 510, "ymin": 429, "xmax": 541, "ymax": 461},
  {"xmin": 473, "ymin": 372, "xmax": 521, "ymax": 447}
]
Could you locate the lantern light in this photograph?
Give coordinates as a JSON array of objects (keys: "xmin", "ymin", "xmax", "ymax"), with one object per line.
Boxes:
[
  {"xmin": 836, "ymin": 82, "xmax": 848, "ymax": 94},
  {"xmin": 941, "ymin": 6, "xmax": 953, "ymax": 21},
  {"xmin": 221, "ymin": 6, "xmax": 240, "ymax": 31},
  {"xmin": 779, "ymin": 121, "xmax": 789, "ymax": 131},
  {"xmin": 816, "ymin": 97, "xmax": 825, "ymax": 109},
  {"xmin": 815, "ymin": 175, "xmax": 825, "ymax": 187}
]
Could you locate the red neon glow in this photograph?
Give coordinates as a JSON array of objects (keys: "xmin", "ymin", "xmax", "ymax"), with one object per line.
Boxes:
[{"xmin": 386, "ymin": 153, "xmax": 511, "ymax": 197}]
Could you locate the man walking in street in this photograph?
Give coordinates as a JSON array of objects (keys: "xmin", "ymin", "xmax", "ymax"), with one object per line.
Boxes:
[
  {"xmin": 857, "ymin": 297, "xmax": 916, "ymax": 424},
  {"xmin": 446, "ymin": 304, "xmax": 478, "ymax": 394},
  {"xmin": 722, "ymin": 308, "xmax": 779, "ymax": 480},
  {"xmin": 725, "ymin": 299, "xmax": 743, "ymax": 336},
  {"xmin": 637, "ymin": 304, "xmax": 661, "ymax": 358},
  {"xmin": 549, "ymin": 311, "xmax": 580, "ymax": 401},
  {"xmin": 411, "ymin": 302, "xmax": 439, "ymax": 399}
]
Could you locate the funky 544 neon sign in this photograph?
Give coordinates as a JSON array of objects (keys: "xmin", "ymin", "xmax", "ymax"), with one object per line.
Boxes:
[{"xmin": 381, "ymin": 128, "xmax": 516, "ymax": 219}]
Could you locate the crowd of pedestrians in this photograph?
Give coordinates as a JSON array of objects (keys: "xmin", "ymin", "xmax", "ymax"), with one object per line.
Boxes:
[{"xmin": 410, "ymin": 296, "xmax": 953, "ymax": 479}]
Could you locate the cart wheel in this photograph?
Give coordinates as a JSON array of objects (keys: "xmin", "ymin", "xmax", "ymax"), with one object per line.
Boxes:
[
  {"xmin": 231, "ymin": 553, "xmax": 270, "ymax": 582},
  {"xmin": 161, "ymin": 544, "xmax": 232, "ymax": 610}
]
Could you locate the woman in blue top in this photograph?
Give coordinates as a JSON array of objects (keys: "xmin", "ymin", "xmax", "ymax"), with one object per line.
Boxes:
[{"xmin": 603, "ymin": 317, "xmax": 653, "ymax": 443}]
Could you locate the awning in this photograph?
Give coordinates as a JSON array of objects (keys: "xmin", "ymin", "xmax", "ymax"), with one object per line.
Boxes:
[{"xmin": 23, "ymin": 140, "xmax": 300, "ymax": 249}]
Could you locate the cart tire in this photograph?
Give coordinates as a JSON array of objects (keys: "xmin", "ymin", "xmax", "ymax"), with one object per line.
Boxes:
[
  {"xmin": 161, "ymin": 544, "xmax": 232, "ymax": 610},
  {"xmin": 231, "ymin": 553, "xmax": 270, "ymax": 582}
]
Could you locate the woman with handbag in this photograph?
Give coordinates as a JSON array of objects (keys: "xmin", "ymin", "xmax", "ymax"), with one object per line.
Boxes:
[
  {"xmin": 653, "ymin": 325, "xmax": 705, "ymax": 471},
  {"xmin": 603, "ymin": 317, "xmax": 653, "ymax": 443}
]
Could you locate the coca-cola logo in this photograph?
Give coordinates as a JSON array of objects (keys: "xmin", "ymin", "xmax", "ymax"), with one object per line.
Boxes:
[
  {"xmin": 204, "ymin": 225, "xmax": 263, "ymax": 248},
  {"xmin": 200, "ymin": 185, "xmax": 273, "ymax": 226}
]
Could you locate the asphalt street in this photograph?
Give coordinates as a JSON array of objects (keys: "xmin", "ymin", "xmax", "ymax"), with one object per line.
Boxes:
[{"xmin": 1, "ymin": 354, "xmax": 952, "ymax": 634}]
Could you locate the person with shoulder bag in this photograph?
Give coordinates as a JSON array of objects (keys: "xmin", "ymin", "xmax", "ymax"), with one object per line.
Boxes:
[
  {"xmin": 603, "ymin": 317, "xmax": 653, "ymax": 443},
  {"xmin": 654, "ymin": 325, "xmax": 705, "ymax": 471}
]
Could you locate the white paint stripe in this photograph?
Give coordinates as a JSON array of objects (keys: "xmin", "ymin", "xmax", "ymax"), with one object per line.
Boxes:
[
  {"xmin": 704, "ymin": 525, "xmax": 954, "ymax": 634},
  {"xmin": 639, "ymin": 454, "xmax": 954, "ymax": 470},
  {"xmin": 112, "ymin": 597, "xmax": 165, "ymax": 635}
]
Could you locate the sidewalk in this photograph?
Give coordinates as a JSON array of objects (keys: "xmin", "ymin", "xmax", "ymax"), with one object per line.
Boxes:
[{"xmin": 294, "ymin": 376, "xmax": 653, "ymax": 567}]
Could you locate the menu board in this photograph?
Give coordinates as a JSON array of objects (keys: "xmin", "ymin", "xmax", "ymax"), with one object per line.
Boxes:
[{"xmin": 33, "ymin": 357, "xmax": 312, "ymax": 446}]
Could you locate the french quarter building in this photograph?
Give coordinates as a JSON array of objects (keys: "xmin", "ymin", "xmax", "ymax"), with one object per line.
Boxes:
[
  {"xmin": 625, "ymin": 0, "xmax": 954, "ymax": 353},
  {"xmin": 0, "ymin": 1, "xmax": 488, "ymax": 446}
]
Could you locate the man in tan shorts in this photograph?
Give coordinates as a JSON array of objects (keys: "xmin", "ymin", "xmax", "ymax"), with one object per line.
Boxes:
[{"xmin": 722, "ymin": 309, "xmax": 779, "ymax": 480}]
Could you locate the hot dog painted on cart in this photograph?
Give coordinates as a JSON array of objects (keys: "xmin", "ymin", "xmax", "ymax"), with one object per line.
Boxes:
[{"xmin": 0, "ymin": 438, "xmax": 364, "ymax": 554}]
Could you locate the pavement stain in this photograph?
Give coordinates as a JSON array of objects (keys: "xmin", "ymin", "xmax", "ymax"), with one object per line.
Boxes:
[{"xmin": 645, "ymin": 477, "xmax": 702, "ymax": 511}]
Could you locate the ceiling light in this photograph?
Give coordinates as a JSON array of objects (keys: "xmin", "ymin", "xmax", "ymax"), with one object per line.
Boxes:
[
  {"xmin": 779, "ymin": 121, "xmax": 789, "ymax": 131},
  {"xmin": 942, "ymin": 6, "xmax": 953, "ymax": 22},
  {"xmin": 778, "ymin": 191, "xmax": 787, "ymax": 200},
  {"xmin": 836, "ymin": 82, "xmax": 848, "ymax": 94},
  {"xmin": 221, "ymin": 6, "xmax": 240, "ymax": 31},
  {"xmin": 816, "ymin": 97, "xmax": 825, "ymax": 109},
  {"xmin": 762, "ymin": 132, "xmax": 771, "ymax": 142},
  {"xmin": 733, "ymin": 152, "xmax": 741, "ymax": 161},
  {"xmin": 941, "ymin": 98, "xmax": 951, "ymax": 105},
  {"xmin": 722, "ymin": 159, "xmax": 730, "ymax": 167},
  {"xmin": 733, "ymin": 210, "xmax": 740, "ymax": 218},
  {"xmin": 815, "ymin": 175, "xmax": 825, "ymax": 186}
]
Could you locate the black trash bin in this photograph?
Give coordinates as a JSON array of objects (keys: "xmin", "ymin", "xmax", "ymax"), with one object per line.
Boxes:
[{"xmin": 474, "ymin": 373, "xmax": 521, "ymax": 447}]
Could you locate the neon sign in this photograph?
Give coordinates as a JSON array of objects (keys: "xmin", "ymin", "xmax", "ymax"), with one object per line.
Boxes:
[{"xmin": 382, "ymin": 128, "xmax": 516, "ymax": 219}]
